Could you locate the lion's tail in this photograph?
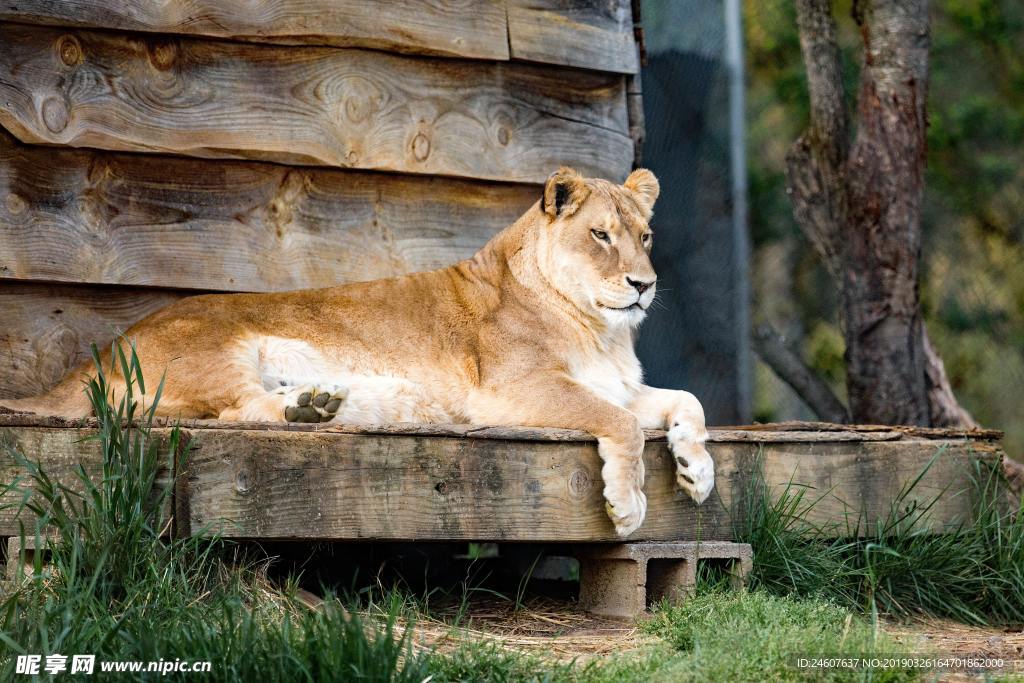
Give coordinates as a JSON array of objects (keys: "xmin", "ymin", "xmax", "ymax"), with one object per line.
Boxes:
[{"xmin": 0, "ymin": 370, "xmax": 94, "ymax": 419}]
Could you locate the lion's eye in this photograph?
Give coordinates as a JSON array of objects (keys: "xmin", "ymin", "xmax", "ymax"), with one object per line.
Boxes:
[
  {"xmin": 641, "ymin": 233, "xmax": 652, "ymax": 246},
  {"xmin": 591, "ymin": 229, "xmax": 610, "ymax": 243}
]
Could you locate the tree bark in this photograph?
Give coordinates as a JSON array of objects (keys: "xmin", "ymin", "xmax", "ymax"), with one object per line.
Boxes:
[
  {"xmin": 923, "ymin": 332, "xmax": 978, "ymax": 428},
  {"xmin": 785, "ymin": 0, "xmax": 974, "ymax": 427},
  {"xmin": 787, "ymin": 0, "xmax": 849, "ymax": 279},
  {"xmin": 841, "ymin": 0, "xmax": 931, "ymax": 425}
]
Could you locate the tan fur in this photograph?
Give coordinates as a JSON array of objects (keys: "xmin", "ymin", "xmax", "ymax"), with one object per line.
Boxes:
[{"xmin": 3, "ymin": 168, "xmax": 714, "ymax": 536}]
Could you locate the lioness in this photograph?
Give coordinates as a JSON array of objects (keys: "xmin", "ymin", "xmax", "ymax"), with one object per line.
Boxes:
[{"xmin": 3, "ymin": 167, "xmax": 714, "ymax": 536}]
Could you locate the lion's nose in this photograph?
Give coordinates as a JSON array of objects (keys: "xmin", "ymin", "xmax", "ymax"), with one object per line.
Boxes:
[{"xmin": 626, "ymin": 277, "xmax": 655, "ymax": 294}]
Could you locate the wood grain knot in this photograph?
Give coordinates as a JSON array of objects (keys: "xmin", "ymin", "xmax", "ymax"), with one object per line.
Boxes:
[
  {"xmin": 56, "ymin": 35, "xmax": 82, "ymax": 66},
  {"xmin": 234, "ymin": 470, "xmax": 251, "ymax": 495},
  {"xmin": 344, "ymin": 94, "xmax": 378, "ymax": 123},
  {"xmin": 147, "ymin": 41, "xmax": 179, "ymax": 71},
  {"xmin": 6, "ymin": 193, "xmax": 26, "ymax": 215},
  {"xmin": 568, "ymin": 468, "xmax": 593, "ymax": 498},
  {"xmin": 40, "ymin": 97, "xmax": 69, "ymax": 133},
  {"xmin": 494, "ymin": 112, "xmax": 514, "ymax": 147},
  {"xmin": 434, "ymin": 480, "xmax": 451, "ymax": 495},
  {"xmin": 411, "ymin": 132, "xmax": 431, "ymax": 162}
]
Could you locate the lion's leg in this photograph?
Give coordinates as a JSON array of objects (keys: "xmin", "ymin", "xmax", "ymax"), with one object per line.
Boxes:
[
  {"xmin": 628, "ymin": 387, "xmax": 714, "ymax": 504},
  {"xmin": 259, "ymin": 375, "xmax": 450, "ymax": 424},
  {"xmin": 219, "ymin": 384, "xmax": 349, "ymax": 423},
  {"xmin": 469, "ymin": 378, "xmax": 647, "ymax": 537},
  {"xmin": 217, "ymin": 336, "xmax": 351, "ymax": 423},
  {"xmin": 327, "ymin": 375, "xmax": 453, "ymax": 423},
  {"xmin": 217, "ymin": 336, "xmax": 453, "ymax": 424}
]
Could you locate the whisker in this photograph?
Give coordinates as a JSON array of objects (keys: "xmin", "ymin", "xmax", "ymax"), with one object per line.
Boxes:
[{"xmin": 647, "ymin": 293, "xmax": 670, "ymax": 312}]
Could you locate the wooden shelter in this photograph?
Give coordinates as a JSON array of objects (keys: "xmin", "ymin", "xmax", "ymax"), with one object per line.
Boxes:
[{"xmin": 0, "ymin": 1, "xmax": 642, "ymax": 397}]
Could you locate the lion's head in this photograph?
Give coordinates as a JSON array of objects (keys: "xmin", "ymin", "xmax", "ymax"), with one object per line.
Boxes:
[{"xmin": 534, "ymin": 167, "xmax": 660, "ymax": 329}]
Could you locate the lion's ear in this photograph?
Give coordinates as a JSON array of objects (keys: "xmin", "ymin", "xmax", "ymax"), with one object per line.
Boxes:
[
  {"xmin": 623, "ymin": 168, "xmax": 660, "ymax": 219},
  {"xmin": 542, "ymin": 167, "xmax": 590, "ymax": 219}
]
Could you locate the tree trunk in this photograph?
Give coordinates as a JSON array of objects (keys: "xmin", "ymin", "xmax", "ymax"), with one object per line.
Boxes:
[
  {"xmin": 785, "ymin": 0, "xmax": 975, "ymax": 427},
  {"xmin": 841, "ymin": 0, "xmax": 931, "ymax": 425}
]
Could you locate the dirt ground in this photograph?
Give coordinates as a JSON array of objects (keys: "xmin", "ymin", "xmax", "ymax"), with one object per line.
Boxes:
[{"xmin": 884, "ymin": 617, "xmax": 1024, "ymax": 681}]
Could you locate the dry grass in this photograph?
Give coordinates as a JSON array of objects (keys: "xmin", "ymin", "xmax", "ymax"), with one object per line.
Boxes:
[
  {"xmin": 885, "ymin": 616, "xmax": 1024, "ymax": 664},
  {"xmin": 404, "ymin": 597, "xmax": 658, "ymax": 663}
]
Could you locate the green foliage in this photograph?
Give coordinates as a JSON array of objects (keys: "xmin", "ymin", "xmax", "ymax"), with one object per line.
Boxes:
[
  {"xmin": 746, "ymin": 0, "xmax": 1024, "ymax": 455},
  {"xmin": 427, "ymin": 642, "xmax": 573, "ymax": 683},
  {"xmin": 426, "ymin": 591, "xmax": 918, "ymax": 682}
]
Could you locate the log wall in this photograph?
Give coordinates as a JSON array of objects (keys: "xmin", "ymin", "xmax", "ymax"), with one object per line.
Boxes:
[{"xmin": 0, "ymin": 2, "xmax": 640, "ymax": 402}]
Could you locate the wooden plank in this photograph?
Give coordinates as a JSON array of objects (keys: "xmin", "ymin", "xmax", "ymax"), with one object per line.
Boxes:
[
  {"xmin": 755, "ymin": 440, "xmax": 1001, "ymax": 536},
  {"xmin": 729, "ymin": 420, "xmax": 1006, "ymax": 441},
  {"xmin": 0, "ymin": 0, "xmax": 510, "ymax": 60},
  {"xmin": 0, "ymin": 426, "xmax": 173, "ymax": 535},
  {"xmin": 0, "ymin": 422, "xmax": 998, "ymax": 540},
  {"xmin": 0, "ymin": 131, "xmax": 538, "ymax": 292},
  {"xmin": 0, "ymin": 1, "xmax": 645, "ymax": 73},
  {"xmin": 182, "ymin": 430, "xmax": 696, "ymax": 541},
  {"xmin": 0, "ymin": 414, "xmax": 913, "ymax": 444},
  {"xmin": 181, "ymin": 430, "xmax": 993, "ymax": 541},
  {"xmin": 0, "ymin": 282, "xmax": 183, "ymax": 400},
  {"xmin": 508, "ymin": 0, "xmax": 639, "ymax": 74},
  {"xmin": 0, "ymin": 24, "xmax": 632, "ymax": 183}
]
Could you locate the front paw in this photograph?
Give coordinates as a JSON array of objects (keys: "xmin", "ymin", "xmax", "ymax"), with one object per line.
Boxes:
[
  {"xmin": 601, "ymin": 456, "xmax": 647, "ymax": 537},
  {"xmin": 668, "ymin": 424, "xmax": 714, "ymax": 504},
  {"xmin": 604, "ymin": 487, "xmax": 647, "ymax": 537}
]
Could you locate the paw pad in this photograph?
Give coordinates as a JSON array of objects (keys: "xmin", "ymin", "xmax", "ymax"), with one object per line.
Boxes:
[{"xmin": 283, "ymin": 385, "xmax": 347, "ymax": 423}]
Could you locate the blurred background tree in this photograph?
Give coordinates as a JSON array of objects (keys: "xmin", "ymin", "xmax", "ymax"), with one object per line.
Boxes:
[{"xmin": 746, "ymin": 0, "xmax": 1024, "ymax": 454}]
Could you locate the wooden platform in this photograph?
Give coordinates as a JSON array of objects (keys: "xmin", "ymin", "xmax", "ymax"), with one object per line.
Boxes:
[{"xmin": 0, "ymin": 416, "xmax": 1003, "ymax": 543}]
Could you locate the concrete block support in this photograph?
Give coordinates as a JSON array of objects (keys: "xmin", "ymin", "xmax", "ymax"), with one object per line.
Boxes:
[
  {"xmin": 5, "ymin": 535, "xmax": 52, "ymax": 582},
  {"xmin": 576, "ymin": 541, "xmax": 753, "ymax": 619}
]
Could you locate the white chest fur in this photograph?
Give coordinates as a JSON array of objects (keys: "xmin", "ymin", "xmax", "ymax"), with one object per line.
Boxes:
[{"xmin": 567, "ymin": 342, "xmax": 644, "ymax": 408}]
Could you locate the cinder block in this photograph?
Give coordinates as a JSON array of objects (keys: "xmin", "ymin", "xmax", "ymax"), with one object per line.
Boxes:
[
  {"xmin": 5, "ymin": 535, "xmax": 53, "ymax": 582},
  {"xmin": 576, "ymin": 541, "xmax": 752, "ymax": 619}
]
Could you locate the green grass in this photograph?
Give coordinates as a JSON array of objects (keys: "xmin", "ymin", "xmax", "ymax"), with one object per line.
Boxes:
[
  {"xmin": 735, "ymin": 449, "xmax": 1024, "ymax": 626},
  {"xmin": 0, "ymin": 342, "xmax": 1019, "ymax": 681},
  {"xmin": 424, "ymin": 589, "xmax": 917, "ymax": 682},
  {"xmin": 638, "ymin": 590, "xmax": 915, "ymax": 682}
]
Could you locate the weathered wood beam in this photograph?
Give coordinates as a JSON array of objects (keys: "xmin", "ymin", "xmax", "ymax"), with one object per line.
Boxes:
[
  {"xmin": 0, "ymin": 2, "xmax": 640, "ymax": 74},
  {"xmin": 179, "ymin": 432, "xmax": 1003, "ymax": 541},
  {"xmin": 0, "ymin": 131, "xmax": 538, "ymax": 292},
  {"xmin": 0, "ymin": 282, "xmax": 185, "ymax": 400},
  {"xmin": 0, "ymin": 0, "xmax": 510, "ymax": 60},
  {"xmin": 0, "ymin": 24, "xmax": 632, "ymax": 183},
  {"xmin": 0, "ymin": 421, "xmax": 1001, "ymax": 542},
  {"xmin": 507, "ymin": 0, "xmax": 639, "ymax": 74},
  {"xmin": 0, "ymin": 425, "xmax": 175, "ymax": 533}
]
